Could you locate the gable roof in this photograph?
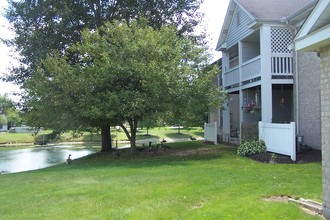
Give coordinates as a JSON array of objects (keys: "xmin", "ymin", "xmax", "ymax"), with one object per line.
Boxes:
[
  {"xmin": 216, "ymin": 0, "xmax": 317, "ymax": 51},
  {"xmin": 295, "ymin": 0, "xmax": 330, "ymax": 51}
]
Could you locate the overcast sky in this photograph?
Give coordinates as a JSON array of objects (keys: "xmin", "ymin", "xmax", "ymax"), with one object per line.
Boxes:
[{"xmin": 0, "ymin": 0, "xmax": 230, "ymax": 97}]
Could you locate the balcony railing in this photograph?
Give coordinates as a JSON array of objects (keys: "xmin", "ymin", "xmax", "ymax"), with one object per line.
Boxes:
[
  {"xmin": 271, "ymin": 54, "xmax": 293, "ymax": 74},
  {"xmin": 223, "ymin": 56, "xmax": 260, "ymax": 90},
  {"xmin": 223, "ymin": 66, "xmax": 239, "ymax": 90},
  {"xmin": 222, "ymin": 54, "xmax": 293, "ymax": 90},
  {"xmin": 241, "ymin": 56, "xmax": 261, "ymax": 82}
]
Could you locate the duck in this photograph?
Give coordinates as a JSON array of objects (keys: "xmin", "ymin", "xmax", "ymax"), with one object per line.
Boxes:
[
  {"xmin": 161, "ymin": 139, "xmax": 167, "ymax": 143},
  {"xmin": 66, "ymin": 154, "xmax": 72, "ymax": 165},
  {"xmin": 190, "ymin": 136, "xmax": 196, "ymax": 141}
]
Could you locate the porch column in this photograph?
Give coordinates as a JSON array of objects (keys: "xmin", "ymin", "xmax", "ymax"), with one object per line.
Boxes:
[
  {"xmin": 222, "ymin": 101, "xmax": 230, "ymax": 142},
  {"xmin": 320, "ymin": 45, "xmax": 330, "ymax": 219},
  {"xmin": 238, "ymin": 41, "xmax": 244, "ymax": 140},
  {"xmin": 221, "ymin": 51, "xmax": 231, "ymax": 142},
  {"xmin": 260, "ymin": 25, "xmax": 272, "ymax": 123}
]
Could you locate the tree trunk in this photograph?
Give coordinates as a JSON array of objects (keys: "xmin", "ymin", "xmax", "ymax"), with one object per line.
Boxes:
[
  {"xmin": 119, "ymin": 119, "xmax": 138, "ymax": 153},
  {"xmin": 129, "ymin": 119, "xmax": 138, "ymax": 153},
  {"xmin": 100, "ymin": 125, "xmax": 112, "ymax": 152}
]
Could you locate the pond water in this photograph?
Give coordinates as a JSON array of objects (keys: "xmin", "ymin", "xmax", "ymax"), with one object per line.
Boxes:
[{"xmin": 0, "ymin": 144, "xmax": 100, "ymax": 174}]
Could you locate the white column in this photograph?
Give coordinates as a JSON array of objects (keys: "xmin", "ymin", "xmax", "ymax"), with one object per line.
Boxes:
[
  {"xmin": 222, "ymin": 51, "xmax": 231, "ymax": 142},
  {"xmin": 238, "ymin": 41, "xmax": 244, "ymax": 141},
  {"xmin": 222, "ymin": 101, "xmax": 231, "ymax": 142},
  {"xmin": 260, "ymin": 25, "xmax": 273, "ymax": 123}
]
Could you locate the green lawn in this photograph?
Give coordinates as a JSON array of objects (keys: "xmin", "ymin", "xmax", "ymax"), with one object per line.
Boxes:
[
  {"xmin": 0, "ymin": 132, "xmax": 35, "ymax": 144},
  {"xmin": 0, "ymin": 141, "xmax": 322, "ymax": 219},
  {"xmin": 0, "ymin": 127, "xmax": 204, "ymax": 145}
]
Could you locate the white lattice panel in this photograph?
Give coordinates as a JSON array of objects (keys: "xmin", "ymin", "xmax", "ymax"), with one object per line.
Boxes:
[{"xmin": 271, "ymin": 28, "xmax": 293, "ymax": 53}]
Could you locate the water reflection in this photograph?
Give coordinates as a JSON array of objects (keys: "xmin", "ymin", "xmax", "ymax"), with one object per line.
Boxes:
[{"xmin": 0, "ymin": 145, "xmax": 100, "ymax": 174}]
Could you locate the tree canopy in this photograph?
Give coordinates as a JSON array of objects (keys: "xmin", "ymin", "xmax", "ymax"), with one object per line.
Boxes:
[
  {"xmin": 3, "ymin": 0, "xmax": 226, "ymax": 152},
  {"xmin": 3, "ymin": 0, "xmax": 203, "ymax": 84},
  {"xmin": 23, "ymin": 20, "xmax": 225, "ymax": 152}
]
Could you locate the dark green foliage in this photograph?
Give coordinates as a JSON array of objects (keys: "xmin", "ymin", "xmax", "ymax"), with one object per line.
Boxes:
[
  {"xmin": 4, "ymin": 0, "xmax": 203, "ymax": 83},
  {"xmin": 3, "ymin": 0, "xmax": 205, "ymax": 152},
  {"xmin": 22, "ymin": 20, "xmax": 225, "ymax": 152},
  {"xmin": 237, "ymin": 140, "xmax": 266, "ymax": 157}
]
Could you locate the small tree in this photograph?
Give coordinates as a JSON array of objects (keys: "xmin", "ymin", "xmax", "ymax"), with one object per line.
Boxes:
[
  {"xmin": 140, "ymin": 117, "xmax": 158, "ymax": 136},
  {"xmin": 0, "ymin": 115, "xmax": 6, "ymax": 128},
  {"xmin": 0, "ymin": 95, "xmax": 22, "ymax": 128}
]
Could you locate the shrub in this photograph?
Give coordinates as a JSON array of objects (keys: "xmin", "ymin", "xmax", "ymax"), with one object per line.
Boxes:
[{"xmin": 237, "ymin": 140, "xmax": 266, "ymax": 157}]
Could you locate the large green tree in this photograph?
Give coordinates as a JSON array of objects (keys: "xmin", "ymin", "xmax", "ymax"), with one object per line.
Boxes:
[
  {"xmin": 4, "ymin": 0, "xmax": 203, "ymax": 84},
  {"xmin": 3, "ymin": 0, "xmax": 205, "ymax": 151},
  {"xmin": 24, "ymin": 20, "xmax": 224, "ymax": 152}
]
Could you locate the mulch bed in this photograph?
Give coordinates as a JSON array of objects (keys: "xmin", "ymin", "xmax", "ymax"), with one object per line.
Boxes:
[{"xmin": 249, "ymin": 149, "xmax": 322, "ymax": 164}]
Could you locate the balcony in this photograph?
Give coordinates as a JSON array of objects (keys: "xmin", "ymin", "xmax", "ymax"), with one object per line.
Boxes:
[
  {"xmin": 241, "ymin": 56, "xmax": 261, "ymax": 82},
  {"xmin": 223, "ymin": 66, "xmax": 239, "ymax": 90},
  {"xmin": 223, "ymin": 56, "xmax": 261, "ymax": 90}
]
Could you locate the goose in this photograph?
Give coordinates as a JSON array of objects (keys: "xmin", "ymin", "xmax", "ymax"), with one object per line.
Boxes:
[
  {"xmin": 66, "ymin": 154, "xmax": 72, "ymax": 165},
  {"xmin": 148, "ymin": 144, "xmax": 159, "ymax": 153},
  {"xmin": 112, "ymin": 148, "xmax": 120, "ymax": 157},
  {"xmin": 160, "ymin": 142, "xmax": 170, "ymax": 152}
]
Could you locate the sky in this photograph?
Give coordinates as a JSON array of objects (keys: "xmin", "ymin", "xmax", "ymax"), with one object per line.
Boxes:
[{"xmin": 0, "ymin": 0, "xmax": 230, "ymax": 98}]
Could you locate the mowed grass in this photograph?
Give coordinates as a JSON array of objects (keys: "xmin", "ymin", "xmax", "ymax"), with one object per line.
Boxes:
[
  {"xmin": 0, "ymin": 127, "xmax": 204, "ymax": 145},
  {"xmin": 0, "ymin": 132, "xmax": 35, "ymax": 144},
  {"xmin": 0, "ymin": 141, "xmax": 322, "ymax": 220}
]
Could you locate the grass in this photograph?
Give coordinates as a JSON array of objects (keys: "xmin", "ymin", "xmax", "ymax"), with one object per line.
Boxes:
[
  {"xmin": 0, "ymin": 127, "xmax": 204, "ymax": 145},
  {"xmin": 0, "ymin": 141, "xmax": 322, "ymax": 219},
  {"xmin": 0, "ymin": 132, "xmax": 35, "ymax": 144},
  {"xmin": 0, "ymin": 130, "xmax": 52, "ymax": 145}
]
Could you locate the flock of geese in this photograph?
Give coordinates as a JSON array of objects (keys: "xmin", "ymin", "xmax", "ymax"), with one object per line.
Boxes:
[{"xmin": 66, "ymin": 136, "xmax": 198, "ymax": 163}]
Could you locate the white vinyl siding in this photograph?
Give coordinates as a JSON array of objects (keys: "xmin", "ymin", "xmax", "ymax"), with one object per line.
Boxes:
[{"xmin": 226, "ymin": 6, "xmax": 254, "ymax": 48}]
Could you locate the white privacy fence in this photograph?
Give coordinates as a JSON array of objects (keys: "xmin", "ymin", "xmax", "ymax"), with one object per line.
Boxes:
[
  {"xmin": 258, "ymin": 122, "xmax": 296, "ymax": 161},
  {"xmin": 204, "ymin": 122, "xmax": 217, "ymax": 144}
]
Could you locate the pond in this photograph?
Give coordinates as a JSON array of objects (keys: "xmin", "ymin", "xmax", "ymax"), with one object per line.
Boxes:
[{"xmin": 0, "ymin": 144, "xmax": 100, "ymax": 174}]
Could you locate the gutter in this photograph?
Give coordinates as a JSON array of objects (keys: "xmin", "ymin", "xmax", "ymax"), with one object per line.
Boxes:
[
  {"xmin": 295, "ymin": 47, "xmax": 300, "ymax": 135},
  {"xmin": 284, "ymin": 21, "xmax": 300, "ymax": 136}
]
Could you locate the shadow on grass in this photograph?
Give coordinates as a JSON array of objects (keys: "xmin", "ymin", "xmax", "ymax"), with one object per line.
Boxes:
[
  {"xmin": 54, "ymin": 142, "xmax": 236, "ymax": 172},
  {"xmin": 192, "ymin": 131, "xmax": 204, "ymax": 137},
  {"xmin": 163, "ymin": 132, "xmax": 190, "ymax": 139},
  {"xmin": 136, "ymin": 134, "xmax": 160, "ymax": 140}
]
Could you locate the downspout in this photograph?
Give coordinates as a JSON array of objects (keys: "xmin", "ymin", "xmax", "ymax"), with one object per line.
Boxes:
[
  {"xmin": 295, "ymin": 49, "xmax": 300, "ymax": 135},
  {"xmin": 285, "ymin": 21, "xmax": 300, "ymax": 136}
]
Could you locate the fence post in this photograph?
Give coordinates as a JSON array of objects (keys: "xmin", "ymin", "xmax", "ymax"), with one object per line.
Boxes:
[
  {"xmin": 290, "ymin": 122, "xmax": 296, "ymax": 161},
  {"xmin": 258, "ymin": 121, "xmax": 262, "ymax": 140},
  {"xmin": 204, "ymin": 122, "xmax": 217, "ymax": 144}
]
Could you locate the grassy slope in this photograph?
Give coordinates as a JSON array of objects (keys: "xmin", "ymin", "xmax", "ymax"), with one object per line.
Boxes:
[{"xmin": 0, "ymin": 141, "xmax": 322, "ymax": 220}]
